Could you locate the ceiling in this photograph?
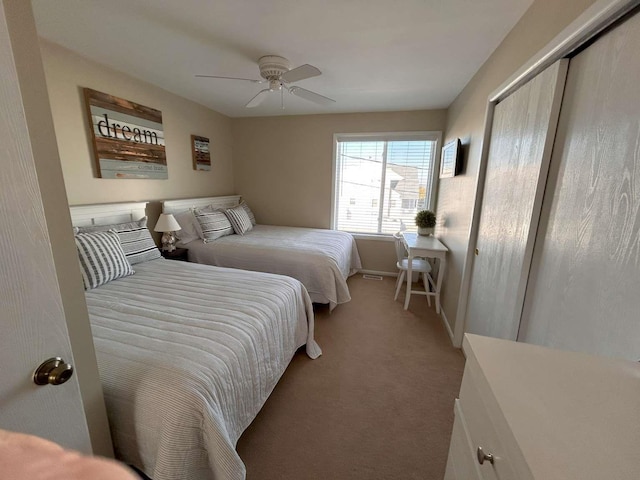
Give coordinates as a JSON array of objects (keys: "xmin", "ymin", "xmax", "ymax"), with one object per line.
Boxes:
[{"xmin": 31, "ymin": 0, "xmax": 533, "ymax": 118}]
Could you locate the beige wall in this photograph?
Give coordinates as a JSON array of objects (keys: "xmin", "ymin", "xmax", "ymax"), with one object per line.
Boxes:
[
  {"xmin": 435, "ymin": 0, "xmax": 597, "ymax": 334},
  {"xmin": 39, "ymin": 40, "xmax": 234, "ymax": 206},
  {"xmin": 232, "ymin": 110, "xmax": 447, "ymax": 272}
]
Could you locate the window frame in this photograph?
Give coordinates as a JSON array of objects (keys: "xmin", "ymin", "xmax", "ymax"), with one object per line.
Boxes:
[{"xmin": 331, "ymin": 131, "xmax": 442, "ymax": 238}]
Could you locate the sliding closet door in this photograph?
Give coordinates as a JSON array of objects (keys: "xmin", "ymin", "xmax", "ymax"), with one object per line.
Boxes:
[
  {"xmin": 519, "ymin": 10, "xmax": 640, "ymax": 360},
  {"xmin": 465, "ymin": 61, "xmax": 567, "ymax": 340}
]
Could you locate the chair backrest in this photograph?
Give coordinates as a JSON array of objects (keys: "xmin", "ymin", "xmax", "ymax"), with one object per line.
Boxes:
[{"xmin": 393, "ymin": 233, "xmax": 407, "ymax": 263}]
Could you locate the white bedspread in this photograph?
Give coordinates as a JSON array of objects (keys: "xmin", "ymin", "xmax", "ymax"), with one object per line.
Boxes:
[
  {"xmin": 186, "ymin": 225, "xmax": 362, "ymax": 309},
  {"xmin": 85, "ymin": 259, "xmax": 321, "ymax": 480}
]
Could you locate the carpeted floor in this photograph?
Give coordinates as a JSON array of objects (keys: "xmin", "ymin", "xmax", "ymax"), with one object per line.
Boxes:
[{"xmin": 236, "ymin": 274, "xmax": 465, "ymax": 480}]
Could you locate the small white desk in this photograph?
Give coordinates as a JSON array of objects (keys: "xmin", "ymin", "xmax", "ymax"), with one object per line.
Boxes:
[{"xmin": 401, "ymin": 233, "xmax": 448, "ymax": 313}]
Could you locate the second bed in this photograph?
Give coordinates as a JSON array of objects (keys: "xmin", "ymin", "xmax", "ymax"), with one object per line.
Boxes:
[{"xmin": 163, "ymin": 196, "xmax": 362, "ymax": 310}]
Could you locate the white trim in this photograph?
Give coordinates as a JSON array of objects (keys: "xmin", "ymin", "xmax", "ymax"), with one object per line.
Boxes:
[
  {"xmin": 331, "ymin": 130, "xmax": 443, "ymax": 232},
  {"xmin": 440, "ymin": 307, "xmax": 455, "ymax": 347},
  {"xmin": 330, "ymin": 133, "xmax": 339, "ymax": 230},
  {"xmin": 351, "ymin": 233, "xmax": 395, "ymax": 242},
  {"xmin": 359, "ymin": 269, "xmax": 397, "ymax": 277},
  {"xmin": 453, "ymin": 102, "xmax": 494, "ymax": 348},
  {"xmin": 453, "ymin": 0, "xmax": 638, "ymax": 348},
  {"xmin": 491, "ymin": 0, "xmax": 638, "ymax": 103},
  {"xmin": 162, "ymin": 195, "xmax": 241, "ymax": 215},
  {"xmin": 70, "ymin": 202, "xmax": 148, "ymax": 227}
]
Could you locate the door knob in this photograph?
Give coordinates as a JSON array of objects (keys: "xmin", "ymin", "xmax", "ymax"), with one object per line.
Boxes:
[{"xmin": 33, "ymin": 357, "xmax": 74, "ymax": 386}]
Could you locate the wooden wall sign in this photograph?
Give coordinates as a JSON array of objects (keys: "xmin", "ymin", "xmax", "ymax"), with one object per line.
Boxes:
[
  {"xmin": 191, "ymin": 135, "xmax": 211, "ymax": 171},
  {"xmin": 83, "ymin": 88, "xmax": 167, "ymax": 179}
]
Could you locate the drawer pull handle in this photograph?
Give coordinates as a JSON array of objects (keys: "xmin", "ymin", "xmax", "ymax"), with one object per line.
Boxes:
[{"xmin": 477, "ymin": 446, "xmax": 494, "ymax": 465}]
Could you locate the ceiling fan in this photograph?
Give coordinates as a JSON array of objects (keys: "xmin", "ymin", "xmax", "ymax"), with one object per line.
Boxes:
[{"xmin": 196, "ymin": 55, "xmax": 335, "ymax": 109}]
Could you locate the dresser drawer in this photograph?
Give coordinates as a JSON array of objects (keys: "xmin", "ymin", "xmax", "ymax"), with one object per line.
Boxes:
[
  {"xmin": 444, "ymin": 399, "xmax": 492, "ymax": 480},
  {"xmin": 458, "ymin": 362, "xmax": 522, "ymax": 480}
]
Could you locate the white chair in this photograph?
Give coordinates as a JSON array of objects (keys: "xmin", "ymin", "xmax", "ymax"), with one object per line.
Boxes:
[{"xmin": 393, "ymin": 233, "xmax": 435, "ymax": 307}]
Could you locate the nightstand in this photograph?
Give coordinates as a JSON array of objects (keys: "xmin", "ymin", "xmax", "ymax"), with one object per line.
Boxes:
[{"xmin": 161, "ymin": 247, "xmax": 188, "ymax": 262}]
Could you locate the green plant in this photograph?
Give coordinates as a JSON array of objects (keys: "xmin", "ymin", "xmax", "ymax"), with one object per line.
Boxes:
[{"xmin": 415, "ymin": 210, "xmax": 436, "ymax": 229}]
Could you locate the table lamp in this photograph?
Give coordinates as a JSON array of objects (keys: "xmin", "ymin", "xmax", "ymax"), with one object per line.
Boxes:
[{"xmin": 154, "ymin": 213, "xmax": 181, "ymax": 252}]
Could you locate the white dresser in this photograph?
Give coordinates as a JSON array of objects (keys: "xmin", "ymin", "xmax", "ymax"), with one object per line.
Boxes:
[{"xmin": 444, "ymin": 334, "xmax": 640, "ymax": 480}]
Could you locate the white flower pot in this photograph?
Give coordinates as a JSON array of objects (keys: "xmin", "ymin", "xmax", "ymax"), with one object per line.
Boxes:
[{"xmin": 418, "ymin": 227, "xmax": 434, "ymax": 236}]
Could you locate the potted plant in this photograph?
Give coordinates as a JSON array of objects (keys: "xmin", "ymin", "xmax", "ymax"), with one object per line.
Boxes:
[{"xmin": 415, "ymin": 210, "xmax": 436, "ymax": 236}]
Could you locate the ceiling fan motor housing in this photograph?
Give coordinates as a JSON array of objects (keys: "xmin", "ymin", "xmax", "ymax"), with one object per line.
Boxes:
[{"xmin": 258, "ymin": 55, "xmax": 291, "ymax": 80}]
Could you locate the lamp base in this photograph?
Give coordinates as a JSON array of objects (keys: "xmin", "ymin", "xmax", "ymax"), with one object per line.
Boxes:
[{"xmin": 161, "ymin": 231, "xmax": 176, "ymax": 252}]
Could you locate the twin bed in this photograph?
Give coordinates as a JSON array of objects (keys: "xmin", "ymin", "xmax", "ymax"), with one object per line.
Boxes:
[{"xmin": 70, "ymin": 199, "xmax": 360, "ymax": 480}]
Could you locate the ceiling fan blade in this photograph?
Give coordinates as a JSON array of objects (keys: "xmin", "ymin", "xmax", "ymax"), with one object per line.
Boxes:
[
  {"xmin": 195, "ymin": 74, "xmax": 263, "ymax": 83},
  {"xmin": 245, "ymin": 89, "xmax": 270, "ymax": 108},
  {"xmin": 289, "ymin": 86, "xmax": 335, "ymax": 105},
  {"xmin": 281, "ymin": 64, "xmax": 321, "ymax": 83}
]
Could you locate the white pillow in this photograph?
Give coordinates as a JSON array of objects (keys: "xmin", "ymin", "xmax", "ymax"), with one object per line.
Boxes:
[
  {"xmin": 174, "ymin": 210, "xmax": 203, "ymax": 245},
  {"xmin": 75, "ymin": 230, "xmax": 134, "ymax": 290}
]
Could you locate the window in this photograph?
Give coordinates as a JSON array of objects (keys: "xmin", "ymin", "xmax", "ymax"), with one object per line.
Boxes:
[
  {"xmin": 402, "ymin": 198, "xmax": 417, "ymax": 210},
  {"xmin": 332, "ymin": 132, "xmax": 440, "ymax": 234}
]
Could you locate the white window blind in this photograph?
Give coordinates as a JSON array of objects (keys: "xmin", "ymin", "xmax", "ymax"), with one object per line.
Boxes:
[{"xmin": 333, "ymin": 133, "xmax": 440, "ymax": 234}]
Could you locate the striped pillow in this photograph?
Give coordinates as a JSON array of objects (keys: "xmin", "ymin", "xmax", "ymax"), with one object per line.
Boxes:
[
  {"xmin": 224, "ymin": 205, "xmax": 253, "ymax": 235},
  {"xmin": 75, "ymin": 230, "xmax": 134, "ymax": 290},
  {"xmin": 75, "ymin": 217, "xmax": 161, "ymax": 265},
  {"xmin": 194, "ymin": 210, "xmax": 234, "ymax": 243},
  {"xmin": 240, "ymin": 201, "xmax": 256, "ymax": 225}
]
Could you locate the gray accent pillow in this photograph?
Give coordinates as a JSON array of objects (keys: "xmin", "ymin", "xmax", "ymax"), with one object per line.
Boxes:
[
  {"xmin": 75, "ymin": 217, "xmax": 161, "ymax": 265},
  {"xmin": 239, "ymin": 201, "xmax": 256, "ymax": 225},
  {"xmin": 75, "ymin": 230, "xmax": 134, "ymax": 290},
  {"xmin": 223, "ymin": 205, "xmax": 253, "ymax": 235},
  {"xmin": 194, "ymin": 210, "xmax": 234, "ymax": 243}
]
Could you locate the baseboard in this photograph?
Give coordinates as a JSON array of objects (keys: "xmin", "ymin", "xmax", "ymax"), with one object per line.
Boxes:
[
  {"xmin": 358, "ymin": 269, "xmax": 397, "ymax": 277},
  {"xmin": 439, "ymin": 307, "xmax": 456, "ymax": 347}
]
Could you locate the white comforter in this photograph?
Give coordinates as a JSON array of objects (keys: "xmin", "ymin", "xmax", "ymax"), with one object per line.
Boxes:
[
  {"xmin": 85, "ymin": 259, "xmax": 321, "ymax": 480},
  {"xmin": 186, "ymin": 225, "xmax": 362, "ymax": 309}
]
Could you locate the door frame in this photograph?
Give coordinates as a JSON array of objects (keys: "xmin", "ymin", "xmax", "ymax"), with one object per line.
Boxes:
[{"xmin": 453, "ymin": 0, "xmax": 640, "ymax": 347}]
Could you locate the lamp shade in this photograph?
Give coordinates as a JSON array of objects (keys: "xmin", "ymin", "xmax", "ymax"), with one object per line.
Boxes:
[{"xmin": 154, "ymin": 213, "xmax": 181, "ymax": 232}]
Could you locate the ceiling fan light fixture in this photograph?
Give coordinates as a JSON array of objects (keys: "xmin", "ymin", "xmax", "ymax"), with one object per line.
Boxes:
[
  {"xmin": 268, "ymin": 79, "xmax": 282, "ymax": 91},
  {"xmin": 196, "ymin": 54, "xmax": 334, "ymax": 109}
]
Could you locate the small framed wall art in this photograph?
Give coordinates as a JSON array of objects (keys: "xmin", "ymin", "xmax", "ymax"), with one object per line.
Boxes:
[
  {"xmin": 191, "ymin": 135, "xmax": 211, "ymax": 171},
  {"xmin": 83, "ymin": 88, "xmax": 167, "ymax": 179},
  {"xmin": 439, "ymin": 138, "xmax": 462, "ymax": 178}
]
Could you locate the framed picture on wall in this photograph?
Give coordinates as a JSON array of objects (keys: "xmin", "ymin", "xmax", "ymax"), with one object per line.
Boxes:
[
  {"xmin": 83, "ymin": 88, "xmax": 167, "ymax": 179},
  {"xmin": 191, "ymin": 135, "xmax": 211, "ymax": 171},
  {"xmin": 440, "ymin": 138, "xmax": 462, "ymax": 178}
]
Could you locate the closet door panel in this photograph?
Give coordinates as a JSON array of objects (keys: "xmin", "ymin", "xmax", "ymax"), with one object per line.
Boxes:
[
  {"xmin": 519, "ymin": 11, "xmax": 640, "ymax": 360},
  {"xmin": 465, "ymin": 61, "xmax": 566, "ymax": 340}
]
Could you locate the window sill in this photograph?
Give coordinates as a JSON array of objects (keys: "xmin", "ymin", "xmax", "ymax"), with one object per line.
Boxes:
[{"xmin": 350, "ymin": 233, "xmax": 395, "ymax": 242}]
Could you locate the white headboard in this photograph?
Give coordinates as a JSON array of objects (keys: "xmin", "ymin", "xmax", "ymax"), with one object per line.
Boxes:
[
  {"xmin": 162, "ymin": 195, "xmax": 241, "ymax": 214},
  {"xmin": 69, "ymin": 202, "xmax": 148, "ymax": 227}
]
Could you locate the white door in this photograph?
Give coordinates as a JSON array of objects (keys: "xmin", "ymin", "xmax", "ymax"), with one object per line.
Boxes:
[
  {"xmin": 519, "ymin": 9, "xmax": 640, "ymax": 360},
  {"xmin": 465, "ymin": 61, "xmax": 567, "ymax": 339},
  {"xmin": 0, "ymin": 0, "xmax": 91, "ymax": 452}
]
